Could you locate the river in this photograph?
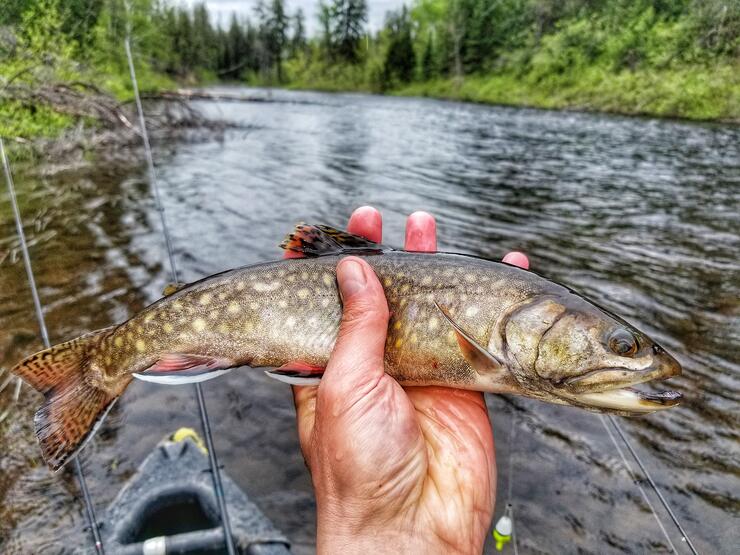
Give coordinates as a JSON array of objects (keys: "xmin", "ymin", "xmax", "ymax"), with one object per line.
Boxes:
[{"xmin": 1, "ymin": 88, "xmax": 738, "ymax": 553}]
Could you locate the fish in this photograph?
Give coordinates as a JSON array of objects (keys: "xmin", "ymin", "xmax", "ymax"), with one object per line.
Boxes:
[{"xmin": 11, "ymin": 223, "xmax": 682, "ymax": 471}]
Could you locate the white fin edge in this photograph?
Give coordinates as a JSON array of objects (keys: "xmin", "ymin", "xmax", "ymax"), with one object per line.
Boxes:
[
  {"xmin": 264, "ymin": 370, "xmax": 322, "ymax": 386},
  {"xmin": 133, "ymin": 368, "xmax": 233, "ymax": 385}
]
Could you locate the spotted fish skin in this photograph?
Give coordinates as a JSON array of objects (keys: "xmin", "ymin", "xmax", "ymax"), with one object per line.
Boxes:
[
  {"xmin": 92, "ymin": 252, "xmax": 553, "ymax": 391},
  {"xmin": 12, "ymin": 224, "xmax": 682, "ymax": 471}
]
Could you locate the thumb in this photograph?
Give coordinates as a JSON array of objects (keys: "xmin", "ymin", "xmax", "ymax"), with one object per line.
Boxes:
[{"xmin": 321, "ymin": 257, "xmax": 389, "ymax": 401}]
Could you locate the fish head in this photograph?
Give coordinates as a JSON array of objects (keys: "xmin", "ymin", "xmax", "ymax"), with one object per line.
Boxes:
[{"xmin": 499, "ymin": 295, "xmax": 682, "ymax": 415}]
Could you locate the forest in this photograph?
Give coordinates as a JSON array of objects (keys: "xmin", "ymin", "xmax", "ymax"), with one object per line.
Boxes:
[{"xmin": 1, "ymin": 0, "xmax": 739, "ymax": 140}]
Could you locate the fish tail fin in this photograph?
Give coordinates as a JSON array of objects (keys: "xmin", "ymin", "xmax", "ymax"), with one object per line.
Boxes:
[{"xmin": 12, "ymin": 327, "xmax": 118, "ymax": 471}]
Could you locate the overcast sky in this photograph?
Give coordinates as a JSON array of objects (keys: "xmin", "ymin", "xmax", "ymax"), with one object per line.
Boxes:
[{"xmin": 180, "ymin": 0, "xmax": 406, "ymax": 34}]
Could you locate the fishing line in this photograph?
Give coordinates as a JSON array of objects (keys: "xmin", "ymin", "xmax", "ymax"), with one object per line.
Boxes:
[
  {"xmin": 600, "ymin": 414, "xmax": 684, "ymax": 554},
  {"xmin": 506, "ymin": 407, "xmax": 516, "ymax": 505},
  {"xmin": 1, "ymin": 138, "xmax": 105, "ymax": 554},
  {"xmin": 510, "ymin": 504, "xmax": 519, "ymax": 555},
  {"xmin": 124, "ymin": 35, "xmax": 237, "ymax": 555},
  {"xmin": 507, "ymin": 407, "xmax": 519, "ymax": 555},
  {"xmin": 606, "ymin": 415, "xmax": 699, "ymax": 555}
]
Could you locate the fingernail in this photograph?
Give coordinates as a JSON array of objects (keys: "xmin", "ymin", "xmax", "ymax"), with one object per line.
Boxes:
[{"xmin": 338, "ymin": 259, "xmax": 367, "ymax": 299}]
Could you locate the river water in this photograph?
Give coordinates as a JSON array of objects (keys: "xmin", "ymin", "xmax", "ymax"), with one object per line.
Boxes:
[{"xmin": 1, "ymin": 88, "xmax": 738, "ymax": 553}]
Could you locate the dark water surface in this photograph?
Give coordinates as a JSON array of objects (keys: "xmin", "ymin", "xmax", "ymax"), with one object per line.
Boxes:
[{"xmin": 1, "ymin": 88, "xmax": 738, "ymax": 553}]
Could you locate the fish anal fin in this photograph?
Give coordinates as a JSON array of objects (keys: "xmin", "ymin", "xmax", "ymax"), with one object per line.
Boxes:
[
  {"xmin": 280, "ymin": 224, "xmax": 388, "ymax": 257},
  {"xmin": 265, "ymin": 360, "xmax": 325, "ymax": 386},
  {"xmin": 435, "ymin": 303, "xmax": 504, "ymax": 374}
]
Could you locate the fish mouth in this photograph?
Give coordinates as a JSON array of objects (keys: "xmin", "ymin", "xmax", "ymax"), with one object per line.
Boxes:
[
  {"xmin": 556, "ymin": 356, "xmax": 682, "ymax": 414},
  {"xmin": 567, "ymin": 382, "xmax": 682, "ymax": 414}
]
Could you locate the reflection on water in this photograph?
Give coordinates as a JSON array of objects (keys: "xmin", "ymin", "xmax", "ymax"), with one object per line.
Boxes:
[{"xmin": 1, "ymin": 89, "xmax": 738, "ymax": 554}]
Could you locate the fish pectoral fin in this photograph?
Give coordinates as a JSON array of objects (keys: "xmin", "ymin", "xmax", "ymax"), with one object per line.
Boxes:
[
  {"xmin": 280, "ymin": 223, "xmax": 391, "ymax": 257},
  {"xmin": 434, "ymin": 302, "xmax": 505, "ymax": 373},
  {"xmin": 133, "ymin": 354, "xmax": 235, "ymax": 385},
  {"xmin": 265, "ymin": 361, "xmax": 325, "ymax": 386},
  {"xmin": 162, "ymin": 282, "xmax": 186, "ymax": 296}
]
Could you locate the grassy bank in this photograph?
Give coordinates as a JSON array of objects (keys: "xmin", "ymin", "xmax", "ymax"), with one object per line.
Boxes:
[
  {"xmin": 282, "ymin": 0, "xmax": 740, "ymax": 123},
  {"xmin": 393, "ymin": 64, "xmax": 740, "ymax": 122}
]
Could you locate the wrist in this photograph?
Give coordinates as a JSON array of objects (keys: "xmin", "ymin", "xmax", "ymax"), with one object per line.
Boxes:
[
  {"xmin": 316, "ymin": 506, "xmax": 474, "ymax": 555},
  {"xmin": 317, "ymin": 528, "xmax": 446, "ymax": 555}
]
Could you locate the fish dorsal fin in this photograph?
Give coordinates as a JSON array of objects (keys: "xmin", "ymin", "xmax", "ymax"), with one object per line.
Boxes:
[
  {"xmin": 280, "ymin": 224, "xmax": 389, "ymax": 257},
  {"xmin": 434, "ymin": 302, "xmax": 505, "ymax": 372},
  {"xmin": 162, "ymin": 282, "xmax": 185, "ymax": 297}
]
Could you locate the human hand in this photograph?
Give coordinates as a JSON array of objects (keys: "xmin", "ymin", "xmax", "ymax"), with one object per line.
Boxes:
[{"xmin": 286, "ymin": 207, "xmax": 529, "ymax": 554}]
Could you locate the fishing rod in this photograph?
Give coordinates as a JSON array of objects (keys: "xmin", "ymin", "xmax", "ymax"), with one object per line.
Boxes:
[
  {"xmin": 124, "ymin": 37, "xmax": 237, "ymax": 555},
  {"xmin": 1, "ymin": 138, "xmax": 105, "ymax": 554}
]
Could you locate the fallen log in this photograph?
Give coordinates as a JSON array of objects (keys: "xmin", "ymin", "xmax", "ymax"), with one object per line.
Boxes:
[{"xmin": 139, "ymin": 89, "xmax": 273, "ymax": 103}]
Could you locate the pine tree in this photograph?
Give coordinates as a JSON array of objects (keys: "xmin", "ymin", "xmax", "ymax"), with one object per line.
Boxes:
[
  {"xmin": 221, "ymin": 12, "xmax": 247, "ymax": 79},
  {"xmin": 191, "ymin": 2, "xmax": 216, "ymax": 71},
  {"xmin": 256, "ymin": 0, "xmax": 288, "ymax": 80},
  {"xmin": 318, "ymin": 1, "xmax": 333, "ymax": 57},
  {"xmin": 330, "ymin": 0, "xmax": 368, "ymax": 62},
  {"xmin": 175, "ymin": 8, "xmax": 193, "ymax": 75},
  {"xmin": 291, "ymin": 8, "xmax": 307, "ymax": 56},
  {"xmin": 421, "ymin": 32, "xmax": 437, "ymax": 80},
  {"xmin": 383, "ymin": 6, "xmax": 416, "ymax": 84}
]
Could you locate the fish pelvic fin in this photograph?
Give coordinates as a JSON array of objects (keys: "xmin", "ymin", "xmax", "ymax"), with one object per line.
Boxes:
[
  {"xmin": 280, "ymin": 223, "xmax": 390, "ymax": 257},
  {"xmin": 133, "ymin": 353, "xmax": 236, "ymax": 385},
  {"xmin": 11, "ymin": 327, "xmax": 119, "ymax": 472}
]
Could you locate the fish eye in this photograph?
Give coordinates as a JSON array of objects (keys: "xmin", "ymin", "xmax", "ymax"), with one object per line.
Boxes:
[{"xmin": 608, "ymin": 329, "xmax": 638, "ymax": 357}]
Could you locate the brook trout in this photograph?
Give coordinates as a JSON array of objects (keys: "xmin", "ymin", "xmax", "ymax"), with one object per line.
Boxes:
[{"xmin": 12, "ymin": 224, "xmax": 682, "ymax": 471}]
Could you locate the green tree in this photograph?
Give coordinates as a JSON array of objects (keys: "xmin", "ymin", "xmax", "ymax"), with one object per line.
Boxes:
[
  {"xmin": 329, "ymin": 0, "xmax": 368, "ymax": 62},
  {"xmin": 383, "ymin": 6, "xmax": 416, "ymax": 85},
  {"xmin": 191, "ymin": 2, "xmax": 217, "ymax": 71},
  {"xmin": 318, "ymin": 1, "xmax": 333, "ymax": 56},
  {"xmin": 421, "ymin": 32, "xmax": 437, "ymax": 80},
  {"xmin": 218, "ymin": 13, "xmax": 251, "ymax": 79},
  {"xmin": 175, "ymin": 8, "xmax": 194, "ymax": 74},
  {"xmin": 256, "ymin": 0, "xmax": 288, "ymax": 80},
  {"xmin": 0, "ymin": 0, "xmax": 31, "ymax": 26},
  {"xmin": 291, "ymin": 8, "xmax": 308, "ymax": 56}
]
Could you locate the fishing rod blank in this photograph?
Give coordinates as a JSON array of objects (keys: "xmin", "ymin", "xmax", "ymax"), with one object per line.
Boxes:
[
  {"xmin": 1, "ymin": 138, "xmax": 105, "ymax": 554},
  {"xmin": 124, "ymin": 37, "xmax": 237, "ymax": 555}
]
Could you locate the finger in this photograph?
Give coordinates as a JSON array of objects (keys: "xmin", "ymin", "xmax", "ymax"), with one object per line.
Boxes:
[
  {"xmin": 290, "ymin": 206, "xmax": 382, "ymax": 414},
  {"xmin": 502, "ymin": 251, "xmax": 529, "ymax": 269},
  {"xmin": 321, "ymin": 257, "xmax": 389, "ymax": 400},
  {"xmin": 347, "ymin": 206, "xmax": 382, "ymax": 243},
  {"xmin": 405, "ymin": 211, "xmax": 437, "ymax": 252},
  {"xmin": 290, "ymin": 207, "xmax": 382, "ymax": 436}
]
